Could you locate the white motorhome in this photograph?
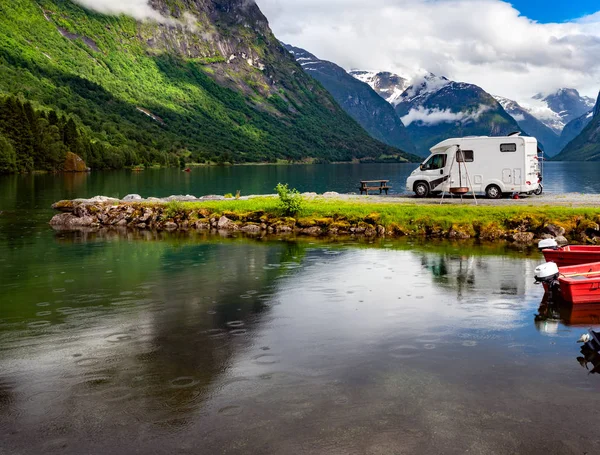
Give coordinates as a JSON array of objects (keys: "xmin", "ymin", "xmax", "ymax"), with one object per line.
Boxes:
[{"xmin": 406, "ymin": 135, "xmax": 541, "ymax": 198}]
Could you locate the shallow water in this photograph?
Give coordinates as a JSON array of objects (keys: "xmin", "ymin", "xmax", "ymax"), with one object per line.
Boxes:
[{"xmin": 2, "ymin": 163, "xmax": 600, "ymax": 454}]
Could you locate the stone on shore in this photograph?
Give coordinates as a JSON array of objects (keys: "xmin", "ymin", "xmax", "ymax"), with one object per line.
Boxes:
[
  {"xmin": 123, "ymin": 194, "xmax": 142, "ymax": 202},
  {"xmin": 63, "ymin": 152, "xmax": 89, "ymax": 172}
]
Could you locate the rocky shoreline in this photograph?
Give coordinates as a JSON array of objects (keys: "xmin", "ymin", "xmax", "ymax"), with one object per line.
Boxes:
[{"xmin": 48, "ymin": 193, "xmax": 600, "ymax": 247}]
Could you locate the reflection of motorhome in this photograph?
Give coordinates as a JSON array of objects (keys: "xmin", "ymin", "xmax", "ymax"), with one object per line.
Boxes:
[{"xmin": 406, "ymin": 135, "xmax": 541, "ymax": 198}]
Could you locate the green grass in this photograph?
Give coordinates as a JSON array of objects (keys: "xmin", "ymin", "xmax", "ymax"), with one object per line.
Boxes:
[{"xmin": 141, "ymin": 197, "xmax": 600, "ymax": 239}]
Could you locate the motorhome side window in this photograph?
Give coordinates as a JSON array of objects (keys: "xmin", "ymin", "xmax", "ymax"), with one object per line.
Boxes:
[
  {"xmin": 500, "ymin": 143, "xmax": 517, "ymax": 153},
  {"xmin": 457, "ymin": 150, "xmax": 474, "ymax": 162},
  {"xmin": 422, "ymin": 154, "xmax": 447, "ymax": 170}
]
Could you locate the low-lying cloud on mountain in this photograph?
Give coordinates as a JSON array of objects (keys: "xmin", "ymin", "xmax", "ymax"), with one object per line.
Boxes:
[
  {"xmin": 401, "ymin": 105, "xmax": 491, "ymax": 127},
  {"xmin": 72, "ymin": 0, "xmax": 198, "ymax": 28},
  {"xmin": 256, "ymin": 0, "xmax": 600, "ymax": 104}
]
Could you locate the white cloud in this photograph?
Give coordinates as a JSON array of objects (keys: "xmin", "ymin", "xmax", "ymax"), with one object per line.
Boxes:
[
  {"xmin": 255, "ymin": 0, "xmax": 600, "ymax": 104},
  {"xmin": 71, "ymin": 0, "xmax": 198, "ymax": 29},
  {"xmin": 401, "ymin": 104, "xmax": 491, "ymax": 126}
]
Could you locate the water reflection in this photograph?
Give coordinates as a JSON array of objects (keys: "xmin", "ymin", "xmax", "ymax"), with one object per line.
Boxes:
[{"xmin": 2, "ymin": 235, "xmax": 600, "ymax": 453}]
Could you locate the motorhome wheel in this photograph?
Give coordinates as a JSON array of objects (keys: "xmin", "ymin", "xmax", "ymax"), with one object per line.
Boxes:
[
  {"xmin": 485, "ymin": 184, "xmax": 502, "ymax": 199},
  {"xmin": 414, "ymin": 182, "xmax": 430, "ymax": 198},
  {"xmin": 534, "ymin": 184, "xmax": 543, "ymax": 196}
]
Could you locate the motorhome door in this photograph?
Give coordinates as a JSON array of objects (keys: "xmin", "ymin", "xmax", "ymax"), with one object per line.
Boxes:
[{"xmin": 420, "ymin": 154, "xmax": 448, "ymax": 192}]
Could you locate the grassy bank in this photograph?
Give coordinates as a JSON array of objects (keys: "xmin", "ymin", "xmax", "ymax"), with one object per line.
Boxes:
[
  {"xmin": 172, "ymin": 198, "xmax": 600, "ymax": 240},
  {"xmin": 52, "ymin": 196, "xmax": 600, "ymax": 244}
]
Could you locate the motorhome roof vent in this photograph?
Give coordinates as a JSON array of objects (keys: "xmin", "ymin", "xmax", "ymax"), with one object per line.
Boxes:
[{"xmin": 508, "ymin": 131, "xmax": 521, "ymax": 137}]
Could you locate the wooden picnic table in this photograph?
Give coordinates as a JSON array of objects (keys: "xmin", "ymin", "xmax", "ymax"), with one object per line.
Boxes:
[{"xmin": 359, "ymin": 180, "xmax": 391, "ymax": 195}]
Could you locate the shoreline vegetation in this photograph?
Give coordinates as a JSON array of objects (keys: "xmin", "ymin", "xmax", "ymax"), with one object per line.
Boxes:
[{"xmin": 50, "ymin": 192, "xmax": 600, "ymax": 246}]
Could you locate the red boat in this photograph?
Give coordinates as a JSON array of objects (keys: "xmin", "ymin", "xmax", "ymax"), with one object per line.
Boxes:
[
  {"xmin": 542, "ymin": 245, "xmax": 600, "ymax": 267},
  {"xmin": 557, "ymin": 262, "xmax": 600, "ymax": 305}
]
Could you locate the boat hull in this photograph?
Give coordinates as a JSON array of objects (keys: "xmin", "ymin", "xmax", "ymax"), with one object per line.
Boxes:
[
  {"xmin": 558, "ymin": 262, "xmax": 600, "ymax": 305},
  {"xmin": 543, "ymin": 246, "xmax": 600, "ymax": 268}
]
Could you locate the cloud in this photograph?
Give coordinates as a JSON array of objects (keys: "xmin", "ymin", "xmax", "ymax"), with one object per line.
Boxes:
[
  {"xmin": 401, "ymin": 104, "xmax": 491, "ymax": 127},
  {"xmin": 71, "ymin": 0, "xmax": 198, "ymax": 29},
  {"xmin": 255, "ymin": 0, "xmax": 600, "ymax": 103}
]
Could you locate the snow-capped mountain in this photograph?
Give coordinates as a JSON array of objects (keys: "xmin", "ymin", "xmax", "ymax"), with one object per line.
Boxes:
[
  {"xmin": 493, "ymin": 96, "xmax": 561, "ymax": 156},
  {"xmin": 284, "ymin": 44, "xmax": 416, "ymax": 154},
  {"xmin": 349, "ymin": 71, "xmax": 410, "ymax": 106},
  {"xmin": 555, "ymin": 92, "xmax": 600, "ymax": 161},
  {"xmin": 394, "ymin": 74, "xmax": 522, "ymax": 156},
  {"xmin": 526, "ymin": 88, "xmax": 595, "ymax": 134}
]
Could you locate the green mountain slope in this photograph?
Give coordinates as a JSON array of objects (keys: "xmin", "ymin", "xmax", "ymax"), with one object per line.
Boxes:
[
  {"xmin": 554, "ymin": 94, "xmax": 600, "ymax": 161},
  {"xmin": 0, "ymin": 0, "xmax": 415, "ymax": 171}
]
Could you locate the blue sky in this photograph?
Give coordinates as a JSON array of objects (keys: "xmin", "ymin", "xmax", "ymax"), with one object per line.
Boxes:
[{"xmin": 510, "ymin": 0, "xmax": 599, "ymax": 23}]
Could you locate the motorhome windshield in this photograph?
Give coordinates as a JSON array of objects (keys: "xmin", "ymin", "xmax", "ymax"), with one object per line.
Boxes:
[{"xmin": 421, "ymin": 154, "xmax": 447, "ymax": 170}]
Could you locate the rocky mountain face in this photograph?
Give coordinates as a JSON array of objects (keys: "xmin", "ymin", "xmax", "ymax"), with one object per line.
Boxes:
[
  {"xmin": 283, "ymin": 45, "xmax": 416, "ymax": 154},
  {"xmin": 394, "ymin": 74, "xmax": 522, "ymax": 156},
  {"xmin": 554, "ymin": 93, "xmax": 600, "ymax": 161},
  {"xmin": 0, "ymin": 0, "xmax": 414, "ymax": 167},
  {"xmin": 559, "ymin": 111, "xmax": 595, "ymax": 149},
  {"xmin": 494, "ymin": 96, "xmax": 560, "ymax": 156},
  {"xmin": 529, "ymin": 88, "xmax": 595, "ymax": 134},
  {"xmin": 349, "ymin": 71, "xmax": 410, "ymax": 106}
]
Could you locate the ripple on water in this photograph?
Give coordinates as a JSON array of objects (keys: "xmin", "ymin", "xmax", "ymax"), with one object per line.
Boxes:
[
  {"xmin": 35, "ymin": 311, "xmax": 52, "ymax": 317},
  {"xmin": 169, "ymin": 377, "xmax": 199, "ymax": 389},
  {"xmin": 253, "ymin": 354, "xmax": 281, "ymax": 365},
  {"xmin": 229, "ymin": 329, "xmax": 247, "ymax": 336},
  {"xmin": 389, "ymin": 345, "xmax": 420, "ymax": 359},
  {"xmin": 462, "ymin": 340, "xmax": 478, "ymax": 347},
  {"xmin": 75, "ymin": 357, "xmax": 101, "ymax": 367},
  {"xmin": 106, "ymin": 333, "xmax": 133, "ymax": 343},
  {"xmin": 226, "ymin": 321, "xmax": 245, "ymax": 328},
  {"xmin": 36, "ymin": 302, "xmax": 51, "ymax": 307},
  {"xmin": 27, "ymin": 320, "xmax": 51, "ymax": 329}
]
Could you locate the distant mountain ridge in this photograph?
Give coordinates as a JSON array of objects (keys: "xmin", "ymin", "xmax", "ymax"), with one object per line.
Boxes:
[
  {"xmin": 284, "ymin": 44, "xmax": 417, "ymax": 155},
  {"xmin": 493, "ymin": 96, "xmax": 561, "ymax": 156},
  {"xmin": 529, "ymin": 89, "xmax": 595, "ymax": 134},
  {"xmin": 555, "ymin": 93, "xmax": 600, "ymax": 161},
  {"xmin": 393, "ymin": 73, "xmax": 522, "ymax": 156}
]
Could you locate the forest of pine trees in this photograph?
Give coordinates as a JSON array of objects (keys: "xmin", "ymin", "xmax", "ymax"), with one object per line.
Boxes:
[{"xmin": 0, "ymin": 96, "xmax": 180, "ymax": 174}]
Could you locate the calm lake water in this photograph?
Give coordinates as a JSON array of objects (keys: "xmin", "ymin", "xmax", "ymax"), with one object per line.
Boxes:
[{"xmin": 2, "ymin": 162, "xmax": 600, "ymax": 454}]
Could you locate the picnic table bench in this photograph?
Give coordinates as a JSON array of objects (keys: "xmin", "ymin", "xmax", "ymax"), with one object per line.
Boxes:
[{"xmin": 359, "ymin": 180, "xmax": 391, "ymax": 195}]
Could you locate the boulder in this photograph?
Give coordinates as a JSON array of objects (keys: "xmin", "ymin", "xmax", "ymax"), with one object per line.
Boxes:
[
  {"xmin": 377, "ymin": 225, "xmax": 386, "ymax": 237},
  {"xmin": 217, "ymin": 216, "xmax": 238, "ymax": 231},
  {"xmin": 123, "ymin": 194, "xmax": 142, "ymax": 202},
  {"xmin": 323, "ymin": 192, "xmax": 339, "ymax": 198},
  {"xmin": 241, "ymin": 224, "xmax": 262, "ymax": 234},
  {"xmin": 49, "ymin": 213, "xmax": 95, "ymax": 228},
  {"xmin": 164, "ymin": 221, "xmax": 178, "ymax": 230},
  {"xmin": 164, "ymin": 195, "xmax": 197, "ymax": 202},
  {"xmin": 448, "ymin": 229, "xmax": 471, "ymax": 240},
  {"xmin": 300, "ymin": 226, "xmax": 322, "ymax": 236},
  {"xmin": 513, "ymin": 232, "xmax": 535, "ymax": 244},
  {"xmin": 543, "ymin": 224, "xmax": 565, "ymax": 237},
  {"xmin": 63, "ymin": 152, "xmax": 89, "ymax": 172},
  {"xmin": 555, "ymin": 235, "xmax": 569, "ymax": 245},
  {"xmin": 193, "ymin": 221, "xmax": 210, "ymax": 230}
]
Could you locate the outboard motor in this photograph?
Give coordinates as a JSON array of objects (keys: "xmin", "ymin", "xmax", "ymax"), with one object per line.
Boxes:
[
  {"xmin": 534, "ymin": 262, "xmax": 560, "ymax": 294},
  {"xmin": 538, "ymin": 238, "xmax": 558, "ymax": 252}
]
